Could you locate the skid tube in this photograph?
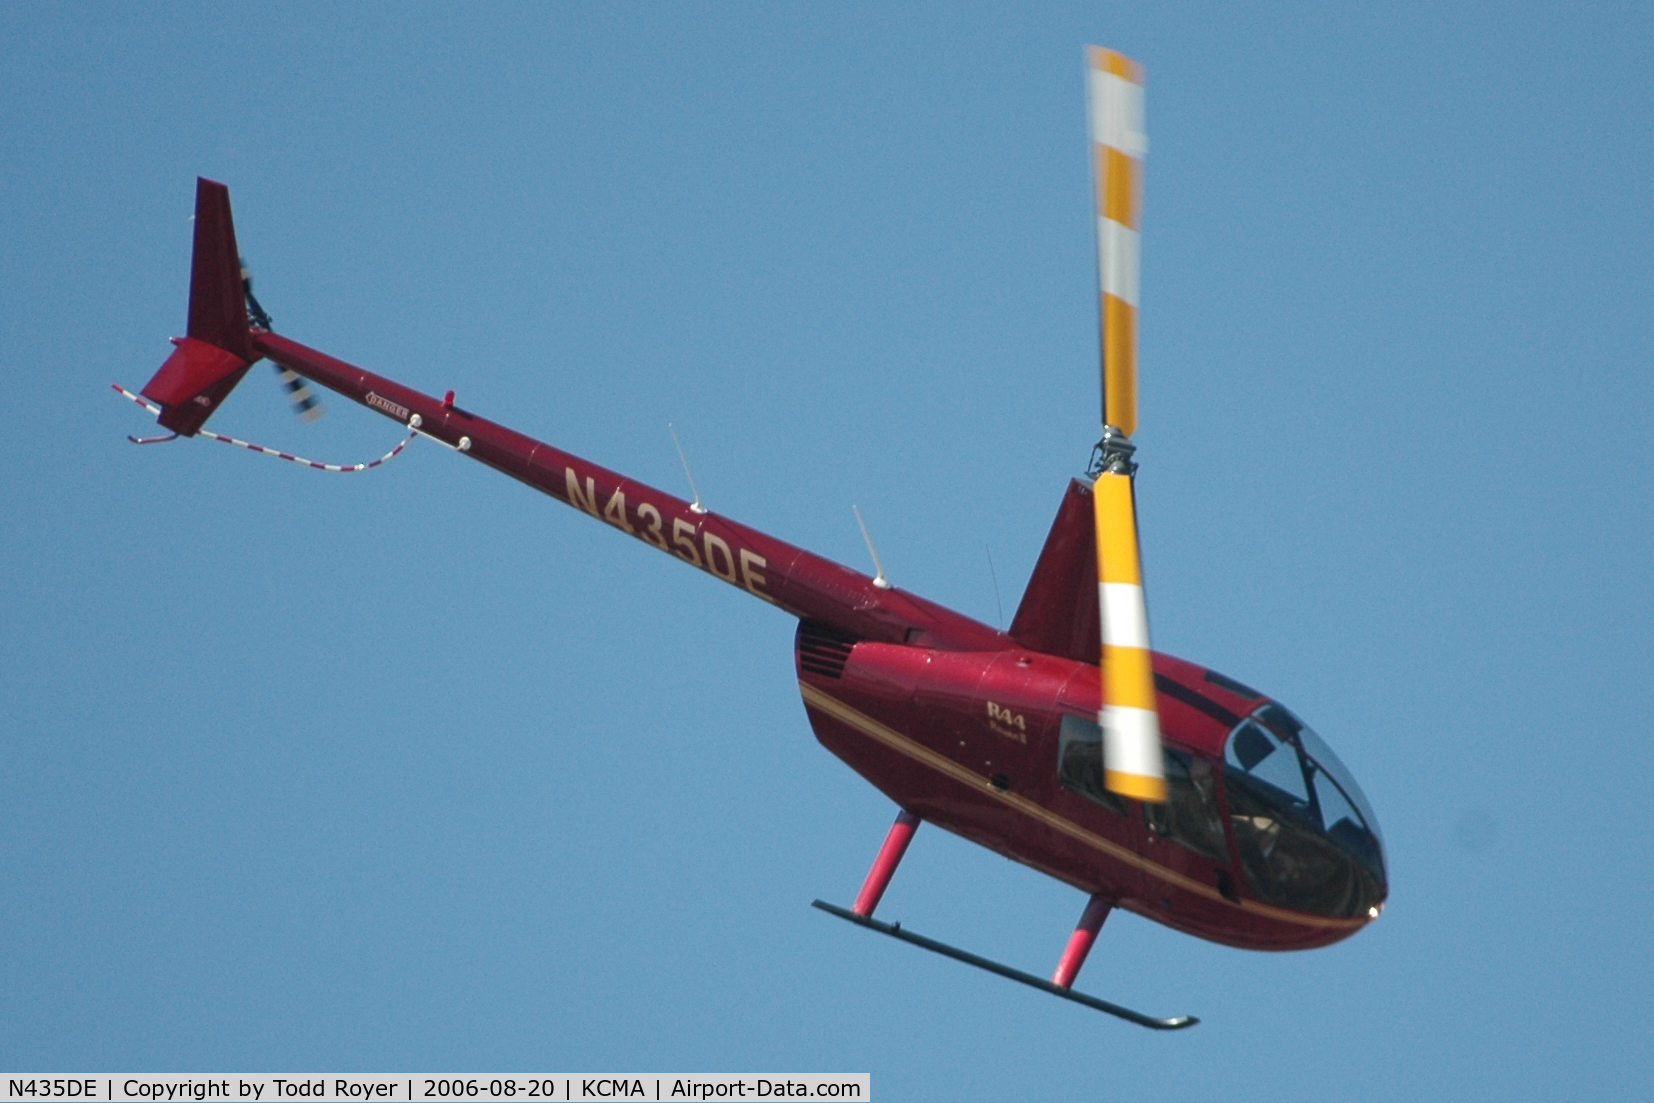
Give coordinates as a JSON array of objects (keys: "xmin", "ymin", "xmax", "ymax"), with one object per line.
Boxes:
[{"xmin": 812, "ymin": 900, "xmax": 1198, "ymax": 1030}]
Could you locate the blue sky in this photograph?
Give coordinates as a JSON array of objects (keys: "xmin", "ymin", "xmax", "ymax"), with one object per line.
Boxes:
[{"xmin": 2, "ymin": 3, "xmax": 1651, "ymax": 1098}]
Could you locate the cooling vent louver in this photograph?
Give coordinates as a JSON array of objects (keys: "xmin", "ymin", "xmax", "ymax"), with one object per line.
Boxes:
[{"xmin": 797, "ymin": 620, "xmax": 858, "ymax": 679}]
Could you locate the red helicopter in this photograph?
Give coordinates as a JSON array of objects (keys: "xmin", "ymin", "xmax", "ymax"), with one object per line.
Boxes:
[{"xmin": 118, "ymin": 47, "xmax": 1386, "ymax": 1029}]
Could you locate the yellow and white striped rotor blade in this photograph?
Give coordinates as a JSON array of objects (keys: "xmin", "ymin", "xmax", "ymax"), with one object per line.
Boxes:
[
  {"xmin": 1093, "ymin": 471, "xmax": 1166, "ymax": 802},
  {"xmin": 1087, "ymin": 46, "xmax": 1145, "ymax": 437}
]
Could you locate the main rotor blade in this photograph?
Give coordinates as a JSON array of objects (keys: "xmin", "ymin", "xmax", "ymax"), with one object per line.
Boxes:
[
  {"xmin": 1094, "ymin": 471, "xmax": 1166, "ymax": 802},
  {"xmin": 1087, "ymin": 46, "xmax": 1146, "ymax": 436}
]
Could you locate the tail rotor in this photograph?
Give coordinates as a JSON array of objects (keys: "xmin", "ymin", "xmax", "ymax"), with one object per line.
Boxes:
[
  {"xmin": 241, "ymin": 255, "xmax": 324, "ymax": 422},
  {"xmin": 274, "ymin": 364, "xmax": 324, "ymax": 421}
]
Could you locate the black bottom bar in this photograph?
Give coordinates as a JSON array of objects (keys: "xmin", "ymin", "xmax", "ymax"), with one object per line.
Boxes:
[{"xmin": 812, "ymin": 899, "xmax": 1198, "ymax": 1031}]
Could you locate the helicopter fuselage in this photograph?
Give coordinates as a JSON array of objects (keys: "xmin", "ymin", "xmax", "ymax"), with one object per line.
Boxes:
[{"xmin": 246, "ymin": 329, "xmax": 1378, "ymax": 953}]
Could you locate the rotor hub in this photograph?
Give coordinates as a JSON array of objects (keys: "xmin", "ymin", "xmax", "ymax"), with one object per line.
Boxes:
[{"xmin": 1088, "ymin": 425, "xmax": 1137, "ymax": 478}]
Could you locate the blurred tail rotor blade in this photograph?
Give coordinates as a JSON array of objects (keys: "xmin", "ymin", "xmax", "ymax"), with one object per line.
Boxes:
[
  {"xmin": 274, "ymin": 364, "xmax": 325, "ymax": 421},
  {"xmin": 239, "ymin": 255, "xmax": 274, "ymax": 331},
  {"xmin": 1087, "ymin": 46, "xmax": 1145, "ymax": 436},
  {"xmin": 1094, "ymin": 470, "xmax": 1165, "ymax": 803},
  {"xmin": 241, "ymin": 259, "xmax": 322, "ymax": 421}
]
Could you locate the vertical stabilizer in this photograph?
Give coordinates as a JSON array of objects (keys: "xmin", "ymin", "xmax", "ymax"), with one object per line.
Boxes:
[
  {"xmin": 139, "ymin": 178, "xmax": 256, "ymax": 435},
  {"xmin": 186, "ymin": 178, "xmax": 253, "ymax": 361},
  {"xmin": 1008, "ymin": 479, "xmax": 1101, "ymax": 663}
]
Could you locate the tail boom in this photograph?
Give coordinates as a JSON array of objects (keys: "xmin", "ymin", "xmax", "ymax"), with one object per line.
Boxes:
[{"xmin": 252, "ymin": 331, "xmax": 1003, "ymax": 653}]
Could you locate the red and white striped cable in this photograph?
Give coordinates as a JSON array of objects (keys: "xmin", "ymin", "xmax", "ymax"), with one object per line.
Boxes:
[{"xmin": 112, "ymin": 383, "xmax": 415, "ymax": 472}]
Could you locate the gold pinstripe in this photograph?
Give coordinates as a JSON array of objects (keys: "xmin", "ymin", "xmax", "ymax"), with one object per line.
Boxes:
[{"xmin": 800, "ymin": 680, "xmax": 1364, "ymax": 933}]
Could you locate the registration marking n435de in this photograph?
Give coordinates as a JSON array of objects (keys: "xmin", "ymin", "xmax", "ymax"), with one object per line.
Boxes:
[{"xmin": 565, "ymin": 466, "xmax": 771, "ymax": 602}]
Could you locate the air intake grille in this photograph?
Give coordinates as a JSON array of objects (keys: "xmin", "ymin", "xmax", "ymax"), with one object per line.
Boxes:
[{"xmin": 797, "ymin": 620, "xmax": 858, "ymax": 679}]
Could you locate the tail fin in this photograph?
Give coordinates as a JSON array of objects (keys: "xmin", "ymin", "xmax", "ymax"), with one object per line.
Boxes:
[
  {"xmin": 139, "ymin": 178, "xmax": 256, "ymax": 435},
  {"xmin": 1008, "ymin": 479, "xmax": 1101, "ymax": 664}
]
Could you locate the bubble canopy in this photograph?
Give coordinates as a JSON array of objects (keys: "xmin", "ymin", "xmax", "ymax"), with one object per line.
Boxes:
[{"xmin": 1222, "ymin": 702, "xmax": 1386, "ymax": 918}]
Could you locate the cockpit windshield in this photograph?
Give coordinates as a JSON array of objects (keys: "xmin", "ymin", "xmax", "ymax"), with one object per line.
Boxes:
[{"xmin": 1223, "ymin": 703, "xmax": 1386, "ymax": 918}]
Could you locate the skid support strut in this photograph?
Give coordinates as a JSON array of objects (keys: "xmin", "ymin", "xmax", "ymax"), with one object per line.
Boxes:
[
  {"xmin": 810, "ymin": 900, "xmax": 1197, "ymax": 1029},
  {"xmin": 813, "ymin": 813, "xmax": 1195, "ymax": 1028},
  {"xmin": 853, "ymin": 809, "xmax": 920, "ymax": 917},
  {"xmin": 1051, "ymin": 894, "xmax": 1113, "ymax": 989}
]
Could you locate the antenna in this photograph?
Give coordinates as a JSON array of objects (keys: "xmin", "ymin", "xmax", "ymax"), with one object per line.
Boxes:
[
  {"xmin": 853, "ymin": 505, "xmax": 892, "ymax": 590},
  {"xmin": 669, "ymin": 423, "xmax": 707, "ymax": 514},
  {"xmin": 985, "ymin": 544, "xmax": 1004, "ymax": 630}
]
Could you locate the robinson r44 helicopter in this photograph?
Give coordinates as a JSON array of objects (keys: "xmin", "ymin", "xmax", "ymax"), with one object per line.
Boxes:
[{"xmin": 118, "ymin": 47, "xmax": 1387, "ymax": 1029}]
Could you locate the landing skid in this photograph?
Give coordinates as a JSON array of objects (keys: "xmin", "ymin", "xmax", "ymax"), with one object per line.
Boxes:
[{"xmin": 812, "ymin": 900, "xmax": 1199, "ymax": 1030}]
